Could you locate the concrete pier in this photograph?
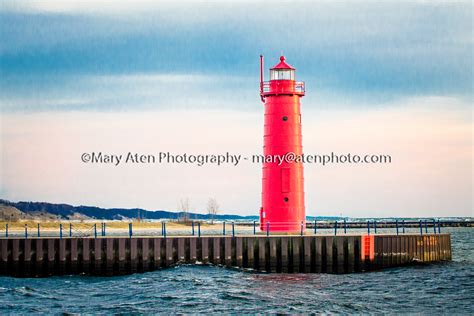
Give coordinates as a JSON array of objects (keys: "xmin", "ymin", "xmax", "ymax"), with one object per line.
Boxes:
[{"xmin": 0, "ymin": 234, "xmax": 451, "ymax": 277}]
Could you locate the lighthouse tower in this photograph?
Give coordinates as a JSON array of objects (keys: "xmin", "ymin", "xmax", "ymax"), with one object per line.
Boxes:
[{"xmin": 259, "ymin": 55, "xmax": 306, "ymax": 233}]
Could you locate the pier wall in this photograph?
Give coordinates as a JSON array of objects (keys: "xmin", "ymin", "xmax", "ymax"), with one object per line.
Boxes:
[{"xmin": 0, "ymin": 234, "xmax": 451, "ymax": 277}]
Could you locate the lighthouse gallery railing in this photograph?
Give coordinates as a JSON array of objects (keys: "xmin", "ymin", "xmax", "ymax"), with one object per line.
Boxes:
[{"xmin": 261, "ymin": 81, "xmax": 305, "ymax": 94}]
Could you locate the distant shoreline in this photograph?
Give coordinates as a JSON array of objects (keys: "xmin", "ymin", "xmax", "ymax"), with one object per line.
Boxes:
[{"xmin": 1, "ymin": 199, "xmax": 472, "ymax": 226}]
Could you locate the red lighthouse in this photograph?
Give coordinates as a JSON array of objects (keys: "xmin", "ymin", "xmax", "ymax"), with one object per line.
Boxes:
[{"xmin": 259, "ymin": 55, "xmax": 306, "ymax": 233}]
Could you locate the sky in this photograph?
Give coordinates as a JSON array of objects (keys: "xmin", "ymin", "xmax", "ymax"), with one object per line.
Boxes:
[{"xmin": 0, "ymin": 0, "xmax": 472, "ymax": 217}]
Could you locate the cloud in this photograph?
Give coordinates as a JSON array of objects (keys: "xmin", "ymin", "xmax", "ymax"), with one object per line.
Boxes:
[
  {"xmin": 1, "ymin": 0, "xmax": 210, "ymax": 15},
  {"xmin": 0, "ymin": 1, "xmax": 471, "ymax": 99},
  {"xmin": 0, "ymin": 73, "xmax": 256, "ymax": 112}
]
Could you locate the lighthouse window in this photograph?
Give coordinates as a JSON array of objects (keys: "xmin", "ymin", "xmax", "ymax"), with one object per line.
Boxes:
[
  {"xmin": 284, "ymin": 197, "xmax": 289, "ymax": 202},
  {"xmin": 270, "ymin": 69, "xmax": 295, "ymax": 80},
  {"xmin": 282, "ymin": 116, "xmax": 288, "ymax": 121}
]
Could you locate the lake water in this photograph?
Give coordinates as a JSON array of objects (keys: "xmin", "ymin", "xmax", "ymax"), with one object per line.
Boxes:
[{"xmin": 0, "ymin": 228, "xmax": 472, "ymax": 314}]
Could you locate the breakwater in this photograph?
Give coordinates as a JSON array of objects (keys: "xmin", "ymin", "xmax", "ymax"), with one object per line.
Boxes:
[{"xmin": 0, "ymin": 234, "xmax": 451, "ymax": 277}]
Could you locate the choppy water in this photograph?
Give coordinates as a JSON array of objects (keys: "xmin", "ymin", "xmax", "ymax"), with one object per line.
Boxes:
[{"xmin": 0, "ymin": 228, "xmax": 472, "ymax": 314}]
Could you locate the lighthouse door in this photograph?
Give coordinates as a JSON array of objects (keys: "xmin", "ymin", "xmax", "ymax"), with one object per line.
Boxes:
[{"xmin": 281, "ymin": 168, "xmax": 290, "ymax": 193}]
